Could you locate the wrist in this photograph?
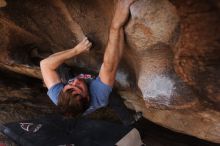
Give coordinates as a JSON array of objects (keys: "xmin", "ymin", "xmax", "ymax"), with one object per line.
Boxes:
[
  {"xmin": 70, "ymin": 47, "xmax": 81, "ymax": 56},
  {"xmin": 110, "ymin": 24, "xmax": 121, "ymax": 31},
  {"xmin": 110, "ymin": 27, "xmax": 120, "ymax": 34}
]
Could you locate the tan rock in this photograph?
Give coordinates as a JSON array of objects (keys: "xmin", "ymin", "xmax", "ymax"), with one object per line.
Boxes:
[
  {"xmin": 0, "ymin": 0, "xmax": 219, "ymax": 144},
  {"xmin": 126, "ymin": 0, "xmax": 179, "ymax": 52},
  {"xmin": 0, "ymin": 0, "xmax": 6, "ymax": 8}
]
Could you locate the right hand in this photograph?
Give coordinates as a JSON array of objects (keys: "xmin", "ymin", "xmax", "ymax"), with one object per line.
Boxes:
[{"xmin": 75, "ymin": 37, "xmax": 92, "ymax": 54}]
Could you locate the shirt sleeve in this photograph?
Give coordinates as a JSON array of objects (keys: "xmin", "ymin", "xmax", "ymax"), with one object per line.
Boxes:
[
  {"xmin": 89, "ymin": 77, "xmax": 112, "ymax": 108},
  {"xmin": 47, "ymin": 82, "xmax": 64, "ymax": 105}
]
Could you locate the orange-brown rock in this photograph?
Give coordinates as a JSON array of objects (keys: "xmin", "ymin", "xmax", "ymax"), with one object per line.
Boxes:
[
  {"xmin": 0, "ymin": 0, "xmax": 219, "ymax": 143},
  {"xmin": 0, "ymin": 0, "xmax": 6, "ymax": 8}
]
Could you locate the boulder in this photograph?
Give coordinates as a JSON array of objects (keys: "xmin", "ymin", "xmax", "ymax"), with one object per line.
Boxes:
[
  {"xmin": 0, "ymin": 0, "xmax": 6, "ymax": 8},
  {"xmin": 0, "ymin": 0, "xmax": 219, "ymax": 143}
]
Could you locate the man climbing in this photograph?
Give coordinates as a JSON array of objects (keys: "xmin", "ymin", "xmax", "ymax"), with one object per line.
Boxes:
[{"xmin": 40, "ymin": 0, "xmax": 137, "ymax": 116}]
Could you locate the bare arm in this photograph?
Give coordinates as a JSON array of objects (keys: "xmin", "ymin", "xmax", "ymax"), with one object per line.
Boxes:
[
  {"xmin": 40, "ymin": 37, "xmax": 92, "ymax": 89},
  {"xmin": 98, "ymin": 0, "xmax": 135, "ymax": 87},
  {"xmin": 99, "ymin": 27, "xmax": 124, "ymax": 87}
]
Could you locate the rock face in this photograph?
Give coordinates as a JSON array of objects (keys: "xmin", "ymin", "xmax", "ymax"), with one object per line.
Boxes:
[
  {"xmin": 0, "ymin": 0, "xmax": 219, "ymax": 144},
  {"xmin": 125, "ymin": 0, "xmax": 199, "ymax": 109},
  {"xmin": 0, "ymin": 0, "xmax": 6, "ymax": 8}
]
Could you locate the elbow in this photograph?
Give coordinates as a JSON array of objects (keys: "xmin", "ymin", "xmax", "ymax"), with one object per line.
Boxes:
[
  {"xmin": 40, "ymin": 58, "xmax": 58, "ymax": 71},
  {"xmin": 40, "ymin": 59, "xmax": 48, "ymax": 70}
]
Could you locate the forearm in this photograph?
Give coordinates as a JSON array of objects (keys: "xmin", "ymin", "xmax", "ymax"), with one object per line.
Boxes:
[
  {"xmin": 41, "ymin": 48, "xmax": 80, "ymax": 70},
  {"xmin": 103, "ymin": 27, "xmax": 124, "ymax": 72},
  {"xmin": 40, "ymin": 37, "xmax": 91, "ymax": 88}
]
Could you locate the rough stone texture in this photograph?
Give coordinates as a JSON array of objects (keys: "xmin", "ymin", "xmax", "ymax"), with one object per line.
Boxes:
[
  {"xmin": 124, "ymin": 0, "xmax": 199, "ymax": 109},
  {"xmin": 0, "ymin": 70, "xmax": 57, "ymax": 146},
  {"xmin": 172, "ymin": 0, "xmax": 220, "ymax": 105},
  {"xmin": 135, "ymin": 47, "xmax": 199, "ymax": 109},
  {"xmin": 0, "ymin": 0, "xmax": 6, "ymax": 8},
  {"xmin": 0, "ymin": 0, "xmax": 219, "ymax": 144},
  {"xmin": 0, "ymin": 71, "xmax": 218, "ymax": 146},
  {"xmin": 126, "ymin": 0, "xmax": 179, "ymax": 51},
  {"xmin": 121, "ymin": 91, "xmax": 220, "ymax": 144}
]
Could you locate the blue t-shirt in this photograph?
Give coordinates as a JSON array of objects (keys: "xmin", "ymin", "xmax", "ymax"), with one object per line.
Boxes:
[{"xmin": 47, "ymin": 77, "xmax": 112, "ymax": 115}]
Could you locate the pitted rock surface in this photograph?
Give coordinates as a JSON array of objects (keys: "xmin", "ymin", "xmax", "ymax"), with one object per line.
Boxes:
[
  {"xmin": 0, "ymin": 0, "xmax": 219, "ymax": 143},
  {"xmin": 126, "ymin": 0, "xmax": 179, "ymax": 51},
  {"xmin": 0, "ymin": 0, "xmax": 6, "ymax": 8}
]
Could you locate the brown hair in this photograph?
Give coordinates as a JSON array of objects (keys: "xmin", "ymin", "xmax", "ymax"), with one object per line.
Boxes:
[{"xmin": 57, "ymin": 90, "xmax": 89, "ymax": 116}]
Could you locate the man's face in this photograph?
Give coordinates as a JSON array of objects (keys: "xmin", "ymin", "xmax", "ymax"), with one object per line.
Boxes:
[{"xmin": 63, "ymin": 78, "xmax": 90, "ymax": 103}]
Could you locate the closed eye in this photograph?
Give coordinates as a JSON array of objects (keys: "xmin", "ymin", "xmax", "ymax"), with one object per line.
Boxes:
[{"xmin": 66, "ymin": 88, "xmax": 74, "ymax": 94}]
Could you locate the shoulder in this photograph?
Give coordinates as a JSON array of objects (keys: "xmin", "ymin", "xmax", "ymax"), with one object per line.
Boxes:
[
  {"xmin": 47, "ymin": 82, "xmax": 64, "ymax": 105},
  {"xmin": 89, "ymin": 77, "xmax": 112, "ymax": 106},
  {"xmin": 90, "ymin": 77, "xmax": 112, "ymax": 91}
]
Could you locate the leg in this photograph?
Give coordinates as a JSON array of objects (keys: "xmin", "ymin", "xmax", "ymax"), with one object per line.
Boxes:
[{"xmin": 99, "ymin": 0, "xmax": 137, "ymax": 87}]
